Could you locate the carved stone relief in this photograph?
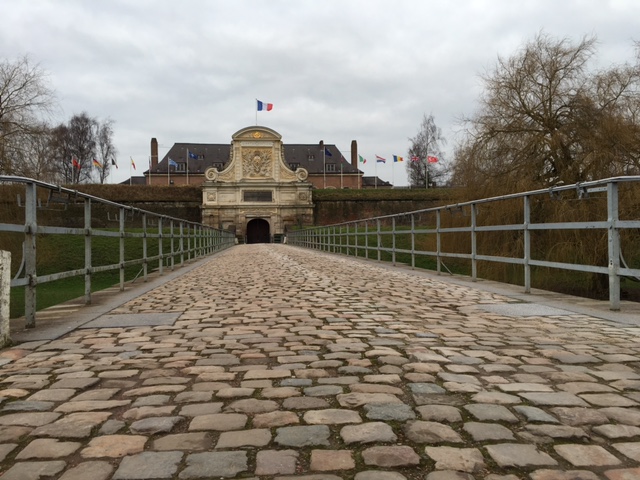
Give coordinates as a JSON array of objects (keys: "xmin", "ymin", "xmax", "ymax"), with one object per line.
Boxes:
[{"xmin": 242, "ymin": 149, "xmax": 272, "ymax": 178}]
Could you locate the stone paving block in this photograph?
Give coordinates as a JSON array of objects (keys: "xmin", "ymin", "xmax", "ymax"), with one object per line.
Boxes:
[
  {"xmin": 188, "ymin": 413, "xmax": 247, "ymax": 431},
  {"xmin": 485, "ymin": 443, "xmax": 558, "ymax": 467},
  {"xmin": 255, "ymin": 449, "xmax": 298, "ymax": 475},
  {"xmin": 424, "ymin": 446, "xmax": 485, "ymax": 472},
  {"xmin": 112, "ymin": 451, "xmax": 183, "ymax": 479},
  {"xmin": 274, "ymin": 425, "xmax": 331, "ymax": 447},
  {"xmin": 554, "ymin": 444, "xmax": 622, "ymax": 467},
  {"xmin": 30, "ymin": 411, "xmax": 111, "ymax": 438},
  {"xmin": 361, "ymin": 445, "xmax": 421, "ymax": 467},
  {"xmin": 405, "ymin": 421, "xmax": 463, "ymax": 443},
  {"xmin": 310, "ymin": 449, "xmax": 355, "ymax": 471},
  {"xmin": 354, "ymin": 473, "xmax": 408, "ymax": 480},
  {"xmin": 58, "ymin": 461, "xmax": 114, "ymax": 480},
  {"xmin": 180, "ymin": 451, "xmax": 248, "ymax": 478},
  {"xmin": 80, "ymin": 435, "xmax": 147, "ymax": 458},
  {"xmin": 215, "ymin": 428, "xmax": 271, "ymax": 448},
  {"xmin": 15, "ymin": 438, "xmax": 81, "ymax": 459},
  {"xmin": 129, "ymin": 415, "xmax": 183, "ymax": 435},
  {"xmin": 153, "ymin": 432, "xmax": 210, "ymax": 451},
  {"xmin": 612, "ymin": 442, "xmax": 640, "ymax": 461},
  {"xmin": 340, "ymin": 422, "xmax": 398, "ymax": 444},
  {"xmin": 464, "ymin": 403, "xmax": 519, "ymax": 423},
  {"xmin": 0, "ymin": 460, "xmax": 67, "ymax": 480},
  {"xmin": 303, "ymin": 408, "xmax": 362, "ymax": 425},
  {"xmin": 529, "ymin": 469, "xmax": 600, "ymax": 480},
  {"xmin": 604, "ymin": 467, "xmax": 640, "ymax": 479}
]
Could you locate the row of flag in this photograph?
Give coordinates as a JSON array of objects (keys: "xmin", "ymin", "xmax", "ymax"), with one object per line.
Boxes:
[
  {"xmin": 70, "ymin": 156, "xmax": 132, "ymax": 170},
  {"xmin": 256, "ymin": 100, "xmax": 439, "ymax": 166},
  {"xmin": 358, "ymin": 154, "xmax": 438, "ymax": 164}
]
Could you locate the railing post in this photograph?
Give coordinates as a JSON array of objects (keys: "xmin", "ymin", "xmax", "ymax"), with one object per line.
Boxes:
[
  {"xmin": 391, "ymin": 217, "xmax": 396, "ymax": 266},
  {"xmin": 607, "ymin": 181, "xmax": 621, "ymax": 310},
  {"xmin": 142, "ymin": 212, "xmax": 148, "ymax": 282},
  {"xmin": 119, "ymin": 207, "xmax": 125, "ymax": 290},
  {"xmin": 376, "ymin": 219, "xmax": 381, "ymax": 262},
  {"xmin": 436, "ymin": 209, "xmax": 441, "ymax": 275},
  {"xmin": 471, "ymin": 203, "xmax": 477, "ymax": 281},
  {"xmin": 158, "ymin": 217, "xmax": 164, "ymax": 275},
  {"xmin": 524, "ymin": 195, "xmax": 531, "ymax": 293},
  {"xmin": 24, "ymin": 182, "xmax": 37, "ymax": 328},
  {"xmin": 170, "ymin": 220, "xmax": 176, "ymax": 271},
  {"xmin": 354, "ymin": 222, "xmax": 359, "ymax": 258},
  {"xmin": 411, "ymin": 214, "xmax": 415, "ymax": 269},
  {"xmin": 84, "ymin": 198, "xmax": 92, "ymax": 305},
  {"xmin": 365, "ymin": 221, "xmax": 369, "ymax": 260},
  {"xmin": 179, "ymin": 222, "xmax": 185, "ymax": 267}
]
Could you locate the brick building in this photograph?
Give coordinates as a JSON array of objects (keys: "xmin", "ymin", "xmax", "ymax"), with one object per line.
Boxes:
[{"xmin": 145, "ymin": 128, "xmax": 363, "ymax": 189}]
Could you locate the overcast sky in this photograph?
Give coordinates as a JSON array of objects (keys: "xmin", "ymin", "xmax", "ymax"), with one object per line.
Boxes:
[{"xmin": 2, "ymin": 0, "xmax": 639, "ymax": 186}]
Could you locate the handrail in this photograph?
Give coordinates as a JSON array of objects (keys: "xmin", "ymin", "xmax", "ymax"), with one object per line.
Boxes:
[
  {"xmin": 287, "ymin": 176, "xmax": 640, "ymax": 311},
  {"xmin": 0, "ymin": 176, "xmax": 236, "ymax": 328}
]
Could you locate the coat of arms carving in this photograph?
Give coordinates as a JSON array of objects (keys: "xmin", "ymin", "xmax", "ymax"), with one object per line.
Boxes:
[{"xmin": 242, "ymin": 149, "xmax": 272, "ymax": 178}]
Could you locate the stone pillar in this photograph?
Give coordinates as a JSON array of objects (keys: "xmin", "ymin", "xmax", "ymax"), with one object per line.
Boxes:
[{"xmin": 0, "ymin": 250, "xmax": 11, "ymax": 348}]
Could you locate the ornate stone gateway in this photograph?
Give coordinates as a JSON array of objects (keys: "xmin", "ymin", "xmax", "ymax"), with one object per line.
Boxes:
[{"xmin": 201, "ymin": 126, "xmax": 314, "ymax": 243}]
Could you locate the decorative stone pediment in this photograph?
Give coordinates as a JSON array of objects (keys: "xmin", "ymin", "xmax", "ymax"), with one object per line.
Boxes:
[{"xmin": 203, "ymin": 126, "xmax": 307, "ymax": 184}]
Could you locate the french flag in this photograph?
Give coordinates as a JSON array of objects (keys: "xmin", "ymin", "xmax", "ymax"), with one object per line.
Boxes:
[{"xmin": 257, "ymin": 100, "xmax": 273, "ymax": 111}]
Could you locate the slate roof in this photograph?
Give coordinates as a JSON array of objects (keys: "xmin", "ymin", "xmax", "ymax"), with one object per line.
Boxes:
[{"xmin": 151, "ymin": 143, "xmax": 360, "ymax": 175}]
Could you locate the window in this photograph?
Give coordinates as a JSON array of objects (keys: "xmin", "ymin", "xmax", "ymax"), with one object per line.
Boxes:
[
  {"xmin": 289, "ymin": 163, "xmax": 300, "ymax": 170},
  {"xmin": 213, "ymin": 163, "xmax": 224, "ymax": 170},
  {"xmin": 326, "ymin": 163, "xmax": 336, "ymax": 172},
  {"xmin": 243, "ymin": 190, "xmax": 273, "ymax": 202},
  {"xmin": 177, "ymin": 162, "xmax": 186, "ymax": 172},
  {"xmin": 307, "ymin": 153, "xmax": 315, "ymax": 161}
]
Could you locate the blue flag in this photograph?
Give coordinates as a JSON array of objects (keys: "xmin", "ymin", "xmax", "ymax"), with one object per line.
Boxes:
[
  {"xmin": 188, "ymin": 150, "xmax": 198, "ymax": 160},
  {"xmin": 324, "ymin": 148, "xmax": 332, "ymax": 157},
  {"xmin": 168, "ymin": 158, "xmax": 178, "ymax": 167}
]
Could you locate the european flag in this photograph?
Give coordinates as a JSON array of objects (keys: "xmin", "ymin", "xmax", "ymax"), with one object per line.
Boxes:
[
  {"xmin": 188, "ymin": 150, "xmax": 198, "ymax": 160},
  {"xmin": 324, "ymin": 148, "xmax": 332, "ymax": 157},
  {"xmin": 169, "ymin": 158, "xmax": 178, "ymax": 167}
]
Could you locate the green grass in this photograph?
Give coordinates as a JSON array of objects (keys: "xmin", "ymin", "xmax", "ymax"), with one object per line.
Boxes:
[{"xmin": 7, "ymin": 228, "xmax": 204, "ymax": 318}]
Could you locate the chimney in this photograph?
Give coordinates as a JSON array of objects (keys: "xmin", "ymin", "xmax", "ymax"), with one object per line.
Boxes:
[
  {"xmin": 151, "ymin": 138, "xmax": 158, "ymax": 169},
  {"xmin": 351, "ymin": 140, "xmax": 358, "ymax": 169}
]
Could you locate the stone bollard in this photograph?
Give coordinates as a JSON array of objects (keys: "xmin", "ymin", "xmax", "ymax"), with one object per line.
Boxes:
[{"xmin": 0, "ymin": 250, "xmax": 10, "ymax": 348}]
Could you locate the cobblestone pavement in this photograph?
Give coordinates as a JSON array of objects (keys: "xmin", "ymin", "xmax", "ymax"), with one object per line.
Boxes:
[{"xmin": 2, "ymin": 244, "xmax": 640, "ymax": 480}]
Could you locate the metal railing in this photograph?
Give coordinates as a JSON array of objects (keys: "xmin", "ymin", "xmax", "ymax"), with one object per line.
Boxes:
[
  {"xmin": 1, "ymin": 176, "xmax": 236, "ymax": 327},
  {"xmin": 288, "ymin": 176, "xmax": 640, "ymax": 311}
]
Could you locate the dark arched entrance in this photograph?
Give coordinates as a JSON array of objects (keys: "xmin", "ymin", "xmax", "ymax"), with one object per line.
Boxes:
[{"xmin": 246, "ymin": 218, "xmax": 271, "ymax": 243}]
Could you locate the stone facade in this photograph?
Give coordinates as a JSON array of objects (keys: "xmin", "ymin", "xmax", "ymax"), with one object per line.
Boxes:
[{"xmin": 201, "ymin": 126, "xmax": 314, "ymax": 242}]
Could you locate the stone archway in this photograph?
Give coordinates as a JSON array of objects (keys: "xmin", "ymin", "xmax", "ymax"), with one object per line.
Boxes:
[{"xmin": 246, "ymin": 218, "xmax": 271, "ymax": 244}]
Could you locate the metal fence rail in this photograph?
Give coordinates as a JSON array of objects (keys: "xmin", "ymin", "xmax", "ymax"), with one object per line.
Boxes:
[
  {"xmin": 288, "ymin": 176, "xmax": 640, "ymax": 311},
  {"xmin": 1, "ymin": 176, "xmax": 236, "ymax": 328}
]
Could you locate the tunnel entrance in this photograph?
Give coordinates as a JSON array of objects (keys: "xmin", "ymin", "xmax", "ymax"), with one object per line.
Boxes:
[{"xmin": 246, "ymin": 218, "xmax": 271, "ymax": 243}]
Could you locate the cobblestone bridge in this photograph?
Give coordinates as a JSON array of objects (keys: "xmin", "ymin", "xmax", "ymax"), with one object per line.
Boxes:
[{"xmin": 2, "ymin": 244, "xmax": 640, "ymax": 480}]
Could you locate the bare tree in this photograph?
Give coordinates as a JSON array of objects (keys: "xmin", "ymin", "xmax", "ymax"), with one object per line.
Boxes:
[
  {"xmin": 452, "ymin": 32, "xmax": 640, "ymax": 194},
  {"xmin": 406, "ymin": 113, "xmax": 447, "ymax": 188},
  {"xmin": 49, "ymin": 113, "xmax": 117, "ymax": 184},
  {"xmin": 0, "ymin": 55, "xmax": 56, "ymax": 175},
  {"xmin": 95, "ymin": 119, "xmax": 116, "ymax": 184}
]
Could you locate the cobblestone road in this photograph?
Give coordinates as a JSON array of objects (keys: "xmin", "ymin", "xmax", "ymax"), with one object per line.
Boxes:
[{"xmin": 2, "ymin": 244, "xmax": 640, "ymax": 479}]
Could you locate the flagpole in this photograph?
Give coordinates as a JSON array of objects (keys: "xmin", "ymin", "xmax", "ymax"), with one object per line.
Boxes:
[
  {"xmin": 255, "ymin": 99, "xmax": 258, "ymax": 125},
  {"xmin": 425, "ymin": 158, "xmax": 428, "ymax": 189},
  {"xmin": 392, "ymin": 160, "xmax": 395, "ymax": 188},
  {"xmin": 375, "ymin": 160, "xmax": 377, "ymax": 189},
  {"xmin": 129, "ymin": 160, "xmax": 132, "ymax": 185},
  {"xmin": 186, "ymin": 148, "xmax": 189, "ymax": 185},
  {"xmin": 323, "ymin": 147, "xmax": 326, "ymax": 189}
]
